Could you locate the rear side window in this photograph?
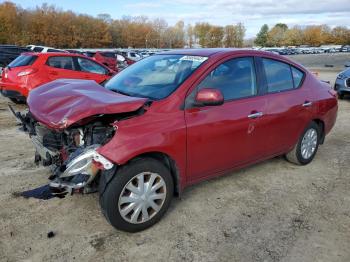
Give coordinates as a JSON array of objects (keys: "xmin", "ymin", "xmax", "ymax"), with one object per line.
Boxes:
[
  {"xmin": 77, "ymin": 57, "xmax": 107, "ymax": 75},
  {"xmin": 291, "ymin": 67, "xmax": 304, "ymax": 88},
  {"xmin": 262, "ymin": 58, "xmax": 294, "ymax": 93},
  {"xmin": 47, "ymin": 56, "xmax": 75, "ymax": 70},
  {"xmin": 8, "ymin": 55, "xmax": 38, "ymax": 68}
]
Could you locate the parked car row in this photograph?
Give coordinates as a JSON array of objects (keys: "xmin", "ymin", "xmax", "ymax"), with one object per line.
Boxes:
[
  {"xmin": 0, "ymin": 45, "xmax": 29, "ymax": 70},
  {"xmin": 0, "ymin": 45, "xmax": 162, "ymax": 102},
  {"xmin": 261, "ymin": 45, "xmax": 350, "ymax": 56}
]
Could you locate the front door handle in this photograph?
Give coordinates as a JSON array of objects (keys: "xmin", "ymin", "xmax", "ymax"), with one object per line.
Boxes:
[
  {"xmin": 302, "ymin": 101, "xmax": 312, "ymax": 107},
  {"xmin": 248, "ymin": 112, "xmax": 263, "ymax": 119}
]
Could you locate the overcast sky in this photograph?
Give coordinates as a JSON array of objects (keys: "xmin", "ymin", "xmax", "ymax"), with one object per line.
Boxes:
[{"xmin": 8, "ymin": 0, "xmax": 350, "ymax": 37}]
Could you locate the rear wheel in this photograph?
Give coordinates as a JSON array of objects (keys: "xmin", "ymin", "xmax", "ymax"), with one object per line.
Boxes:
[
  {"xmin": 99, "ymin": 157, "xmax": 173, "ymax": 232},
  {"xmin": 338, "ymin": 92, "xmax": 344, "ymax": 99},
  {"xmin": 286, "ymin": 122, "xmax": 320, "ymax": 165}
]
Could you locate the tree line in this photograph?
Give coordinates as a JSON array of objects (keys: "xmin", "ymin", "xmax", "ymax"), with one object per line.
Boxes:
[
  {"xmin": 0, "ymin": 1, "xmax": 349, "ymax": 48},
  {"xmin": 0, "ymin": 1, "xmax": 245, "ymax": 48},
  {"xmin": 255, "ymin": 23, "xmax": 350, "ymax": 47}
]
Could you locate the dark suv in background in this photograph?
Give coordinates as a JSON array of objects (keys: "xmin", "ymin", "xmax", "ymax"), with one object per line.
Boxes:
[{"xmin": 0, "ymin": 45, "xmax": 29, "ymax": 70}]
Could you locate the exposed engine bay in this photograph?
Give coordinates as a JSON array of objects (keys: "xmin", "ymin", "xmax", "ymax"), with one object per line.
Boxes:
[{"xmin": 8, "ymin": 104, "xmax": 122, "ymax": 196}]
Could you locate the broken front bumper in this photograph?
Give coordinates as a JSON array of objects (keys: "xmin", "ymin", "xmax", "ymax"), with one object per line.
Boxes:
[
  {"xmin": 9, "ymin": 104, "xmax": 115, "ymax": 194},
  {"xmin": 49, "ymin": 146, "xmax": 114, "ymax": 194}
]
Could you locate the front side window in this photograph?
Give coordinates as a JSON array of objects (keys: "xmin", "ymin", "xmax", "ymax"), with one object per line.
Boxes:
[
  {"xmin": 105, "ymin": 54, "xmax": 208, "ymax": 100},
  {"xmin": 197, "ymin": 57, "xmax": 257, "ymax": 101},
  {"xmin": 77, "ymin": 57, "xmax": 107, "ymax": 75},
  {"xmin": 262, "ymin": 58, "xmax": 294, "ymax": 93},
  {"xmin": 47, "ymin": 56, "xmax": 75, "ymax": 70}
]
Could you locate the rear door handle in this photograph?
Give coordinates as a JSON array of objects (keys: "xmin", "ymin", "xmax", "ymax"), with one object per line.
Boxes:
[
  {"xmin": 248, "ymin": 112, "xmax": 263, "ymax": 119},
  {"xmin": 302, "ymin": 101, "xmax": 312, "ymax": 107}
]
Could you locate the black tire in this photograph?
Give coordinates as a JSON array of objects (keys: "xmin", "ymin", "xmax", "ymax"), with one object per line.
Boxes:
[
  {"xmin": 338, "ymin": 93, "xmax": 344, "ymax": 99},
  {"xmin": 285, "ymin": 122, "xmax": 320, "ymax": 165},
  {"xmin": 9, "ymin": 97, "xmax": 24, "ymax": 104},
  {"xmin": 99, "ymin": 157, "xmax": 174, "ymax": 232}
]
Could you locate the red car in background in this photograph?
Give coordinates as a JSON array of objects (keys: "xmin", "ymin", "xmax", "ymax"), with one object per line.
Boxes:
[
  {"xmin": 13, "ymin": 49, "xmax": 337, "ymax": 232},
  {"xmin": 0, "ymin": 52, "xmax": 115, "ymax": 103},
  {"xmin": 85, "ymin": 51, "xmax": 118, "ymax": 71}
]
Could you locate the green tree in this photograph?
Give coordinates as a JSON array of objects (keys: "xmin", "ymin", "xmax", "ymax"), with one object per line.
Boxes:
[{"xmin": 254, "ymin": 24, "xmax": 269, "ymax": 47}]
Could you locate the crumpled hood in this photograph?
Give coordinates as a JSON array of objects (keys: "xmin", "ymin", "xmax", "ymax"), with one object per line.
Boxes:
[{"xmin": 27, "ymin": 79, "xmax": 148, "ymax": 130}]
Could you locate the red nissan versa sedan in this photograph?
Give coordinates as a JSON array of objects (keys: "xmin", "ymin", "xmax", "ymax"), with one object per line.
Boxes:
[
  {"xmin": 0, "ymin": 52, "xmax": 115, "ymax": 103},
  {"xmin": 12, "ymin": 49, "xmax": 337, "ymax": 232}
]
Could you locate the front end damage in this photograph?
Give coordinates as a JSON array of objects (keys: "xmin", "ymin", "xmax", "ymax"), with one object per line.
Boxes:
[
  {"xmin": 8, "ymin": 79, "xmax": 151, "ymax": 197},
  {"xmin": 9, "ymin": 105, "xmax": 119, "ymax": 196}
]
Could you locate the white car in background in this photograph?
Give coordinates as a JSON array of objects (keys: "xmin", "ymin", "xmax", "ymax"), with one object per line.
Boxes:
[
  {"xmin": 26, "ymin": 45, "xmax": 67, "ymax": 53},
  {"xmin": 121, "ymin": 51, "xmax": 142, "ymax": 61}
]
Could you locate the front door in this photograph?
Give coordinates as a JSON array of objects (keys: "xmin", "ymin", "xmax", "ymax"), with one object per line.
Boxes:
[{"xmin": 185, "ymin": 56, "xmax": 268, "ymax": 182}]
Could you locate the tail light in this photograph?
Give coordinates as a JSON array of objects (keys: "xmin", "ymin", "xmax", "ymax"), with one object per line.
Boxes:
[{"xmin": 17, "ymin": 68, "xmax": 38, "ymax": 77}]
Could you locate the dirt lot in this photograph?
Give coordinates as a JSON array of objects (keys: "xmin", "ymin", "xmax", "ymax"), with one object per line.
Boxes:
[{"xmin": 0, "ymin": 54, "xmax": 350, "ymax": 262}]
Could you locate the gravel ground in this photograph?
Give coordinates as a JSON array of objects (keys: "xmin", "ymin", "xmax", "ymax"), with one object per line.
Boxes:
[{"xmin": 0, "ymin": 54, "xmax": 350, "ymax": 262}]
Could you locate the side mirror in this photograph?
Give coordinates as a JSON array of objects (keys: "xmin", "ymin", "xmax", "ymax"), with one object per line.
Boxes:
[{"xmin": 195, "ymin": 88, "xmax": 224, "ymax": 106}]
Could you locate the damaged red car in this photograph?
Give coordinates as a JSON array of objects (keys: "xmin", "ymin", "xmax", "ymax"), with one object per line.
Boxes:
[{"xmin": 12, "ymin": 49, "xmax": 338, "ymax": 232}]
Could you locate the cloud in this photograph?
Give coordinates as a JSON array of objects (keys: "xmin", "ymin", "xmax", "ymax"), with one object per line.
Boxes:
[{"xmin": 127, "ymin": 0, "xmax": 350, "ymax": 37}]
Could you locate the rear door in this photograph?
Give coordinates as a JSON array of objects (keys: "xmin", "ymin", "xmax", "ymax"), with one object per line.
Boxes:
[
  {"xmin": 45, "ymin": 56, "xmax": 83, "ymax": 81},
  {"xmin": 75, "ymin": 57, "xmax": 110, "ymax": 83},
  {"xmin": 185, "ymin": 56, "xmax": 269, "ymax": 182},
  {"xmin": 259, "ymin": 57, "xmax": 313, "ymax": 154}
]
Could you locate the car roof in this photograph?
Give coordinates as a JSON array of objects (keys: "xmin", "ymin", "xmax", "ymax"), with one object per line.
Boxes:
[
  {"xmin": 160, "ymin": 48, "xmax": 247, "ymax": 56},
  {"xmin": 159, "ymin": 48, "xmax": 307, "ymax": 71},
  {"xmin": 160, "ymin": 48, "xmax": 280, "ymax": 57},
  {"xmin": 21, "ymin": 52, "xmax": 86, "ymax": 57}
]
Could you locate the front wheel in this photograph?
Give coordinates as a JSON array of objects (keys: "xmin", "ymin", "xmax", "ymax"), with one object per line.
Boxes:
[
  {"xmin": 99, "ymin": 157, "xmax": 174, "ymax": 232},
  {"xmin": 285, "ymin": 122, "xmax": 320, "ymax": 165}
]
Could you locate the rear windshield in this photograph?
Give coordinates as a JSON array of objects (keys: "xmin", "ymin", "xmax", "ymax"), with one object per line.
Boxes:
[{"xmin": 8, "ymin": 55, "xmax": 38, "ymax": 68}]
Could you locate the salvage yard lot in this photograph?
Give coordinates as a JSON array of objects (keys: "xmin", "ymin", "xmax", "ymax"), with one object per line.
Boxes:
[{"xmin": 1, "ymin": 53, "xmax": 350, "ymax": 262}]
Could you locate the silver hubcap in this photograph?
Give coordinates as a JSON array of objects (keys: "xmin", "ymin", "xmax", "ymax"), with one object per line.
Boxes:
[
  {"xmin": 118, "ymin": 172, "xmax": 166, "ymax": 224},
  {"xmin": 301, "ymin": 128, "xmax": 318, "ymax": 159}
]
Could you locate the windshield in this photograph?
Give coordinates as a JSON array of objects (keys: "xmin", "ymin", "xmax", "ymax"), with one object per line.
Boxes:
[
  {"xmin": 105, "ymin": 54, "xmax": 208, "ymax": 100},
  {"xmin": 8, "ymin": 55, "xmax": 38, "ymax": 68}
]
